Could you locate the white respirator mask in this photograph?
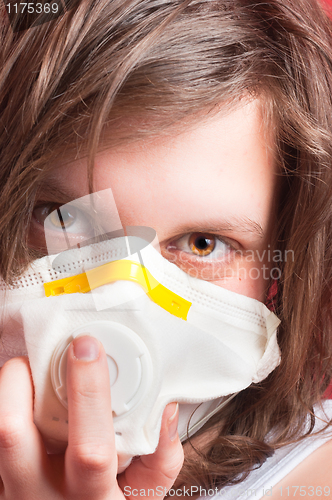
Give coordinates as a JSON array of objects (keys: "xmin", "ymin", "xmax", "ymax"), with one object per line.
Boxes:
[{"xmin": 0, "ymin": 189, "xmax": 281, "ymax": 473}]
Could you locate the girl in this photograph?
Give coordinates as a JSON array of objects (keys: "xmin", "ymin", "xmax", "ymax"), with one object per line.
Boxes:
[{"xmin": 0, "ymin": 0, "xmax": 332, "ymax": 498}]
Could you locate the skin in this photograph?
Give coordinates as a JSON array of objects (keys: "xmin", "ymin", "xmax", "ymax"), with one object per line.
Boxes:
[
  {"xmin": 265, "ymin": 440, "xmax": 332, "ymax": 499},
  {"xmin": 31, "ymin": 99, "xmax": 277, "ymax": 300},
  {"xmin": 0, "ymin": 99, "xmax": 279, "ymax": 498}
]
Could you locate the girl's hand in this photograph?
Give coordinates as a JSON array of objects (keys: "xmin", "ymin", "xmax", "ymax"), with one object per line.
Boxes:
[{"xmin": 0, "ymin": 336, "xmax": 184, "ymax": 499}]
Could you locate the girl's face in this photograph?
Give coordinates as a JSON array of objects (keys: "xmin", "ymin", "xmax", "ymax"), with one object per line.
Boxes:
[{"xmin": 30, "ymin": 99, "xmax": 278, "ymax": 302}]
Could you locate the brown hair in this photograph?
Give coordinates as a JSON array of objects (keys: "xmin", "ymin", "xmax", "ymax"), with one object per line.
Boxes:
[{"xmin": 1, "ymin": 0, "xmax": 332, "ymax": 489}]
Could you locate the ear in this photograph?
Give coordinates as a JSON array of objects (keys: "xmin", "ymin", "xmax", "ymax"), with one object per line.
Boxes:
[{"xmin": 265, "ymin": 279, "xmax": 278, "ymax": 311}]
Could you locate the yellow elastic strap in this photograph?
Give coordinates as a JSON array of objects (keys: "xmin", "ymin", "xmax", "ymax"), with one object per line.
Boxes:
[{"xmin": 44, "ymin": 260, "xmax": 191, "ymax": 320}]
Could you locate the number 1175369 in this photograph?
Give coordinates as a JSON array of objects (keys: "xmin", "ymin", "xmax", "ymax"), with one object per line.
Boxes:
[
  {"xmin": 5, "ymin": 3, "xmax": 59, "ymax": 14},
  {"xmin": 279, "ymin": 486, "xmax": 330, "ymax": 496}
]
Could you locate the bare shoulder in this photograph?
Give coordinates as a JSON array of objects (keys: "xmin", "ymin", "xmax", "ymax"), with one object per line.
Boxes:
[{"xmin": 265, "ymin": 437, "xmax": 332, "ymax": 499}]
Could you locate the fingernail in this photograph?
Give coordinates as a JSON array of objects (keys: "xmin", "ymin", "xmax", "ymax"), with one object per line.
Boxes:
[
  {"xmin": 168, "ymin": 403, "xmax": 179, "ymax": 441},
  {"xmin": 73, "ymin": 335, "xmax": 100, "ymax": 361}
]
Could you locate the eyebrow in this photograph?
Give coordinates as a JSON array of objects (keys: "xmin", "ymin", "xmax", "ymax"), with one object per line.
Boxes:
[
  {"xmin": 35, "ymin": 181, "xmax": 86, "ymax": 204},
  {"xmin": 172, "ymin": 217, "xmax": 264, "ymax": 239},
  {"xmin": 36, "ymin": 182, "xmax": 265, "ymax": 239}
]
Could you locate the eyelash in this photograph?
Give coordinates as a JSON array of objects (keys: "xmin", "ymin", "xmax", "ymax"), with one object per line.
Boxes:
[
  {"xmin": 166, "ymin": 233, "xmax": 234, "ymax": 260},
  {"xmin": 162, "ymin": 233, "xmax": 239, "ymax": 281},
  {"xmin": 29, "ymin": 202, "xmax": 94, "ymax": 252}
]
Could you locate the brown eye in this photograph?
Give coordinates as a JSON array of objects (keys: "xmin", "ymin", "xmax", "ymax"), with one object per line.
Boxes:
[
  {"xmin": 189, "ymin": 233, "xmax": 216, "ymax": 256},
  {"xmin": 33, "ymin": 204, "xmax": 58, "ymax": 226},
  {"xmin": 49, "ymin": 206, "xmax": 76, "ymax": 229},
  {"xmin": 33, "ymin": 204, "xmax": 76, "ymax": 229}
]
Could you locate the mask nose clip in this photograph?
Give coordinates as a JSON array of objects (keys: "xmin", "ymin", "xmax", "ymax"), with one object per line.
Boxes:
[
  {"xmin": 44, "ymin": 259, "xmax": 192, "ymax": 320},
  {"xmin": 51, "ymin": 321, "xmax": 153, "ymax": 417}
]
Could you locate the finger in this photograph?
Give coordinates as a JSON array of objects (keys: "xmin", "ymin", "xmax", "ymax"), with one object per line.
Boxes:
[
  {"xmin": 65, "ymin": 335, "xmax": 118, "ymax": 498},
  {"xmin": 118, "ymin": 403, "xmax": 184, "ymax": 498},
  {"xmin": 0, "ymin": 357, "xmax": 49, "ymax": 495}
]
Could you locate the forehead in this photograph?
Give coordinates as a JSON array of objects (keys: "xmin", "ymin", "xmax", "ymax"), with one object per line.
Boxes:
[{"xmin": 43, "ymin": 99, "xmax": 277, "ymax": 242}]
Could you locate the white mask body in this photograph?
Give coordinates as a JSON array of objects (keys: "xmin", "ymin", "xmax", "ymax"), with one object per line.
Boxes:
[{"xmin": 0, "ymin": 237, "xmax": 281, "ymax": 471}]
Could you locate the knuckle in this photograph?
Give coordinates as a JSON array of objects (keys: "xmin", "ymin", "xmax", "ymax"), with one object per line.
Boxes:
[
  {"xmin": 0, "ymin": 415, "xmax": 26, "ymax": 451},
  {"xmin": 162, "ymin": 448, "xmax": 184, "ymax": 481},
  {"xmin": 141, "ymin": 442, "xmax": 184, "ymax": 483},
  {"xmin": 70, "ymin": 445, "xmax": 112, "ymax": 475},
  {"xmin": 70, "ymin": 388, "xmax": 100, "ymax": 407}
]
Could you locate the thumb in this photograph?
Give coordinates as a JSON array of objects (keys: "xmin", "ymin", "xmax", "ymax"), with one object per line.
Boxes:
[{"xmin": 118, "ymin": 403, "xmax": 184, "ymax": 498}]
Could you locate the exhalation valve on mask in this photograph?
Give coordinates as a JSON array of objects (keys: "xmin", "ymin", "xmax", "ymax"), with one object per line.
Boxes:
[{"xmin": 16, "ymin": 188, "xmax": 281, "ymax": 472}]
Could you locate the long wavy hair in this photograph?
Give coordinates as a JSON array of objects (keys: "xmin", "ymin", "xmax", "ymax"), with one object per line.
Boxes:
[{"xmin": 1, "ymin": 0, "xmax": 332, "ymax": 489}]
